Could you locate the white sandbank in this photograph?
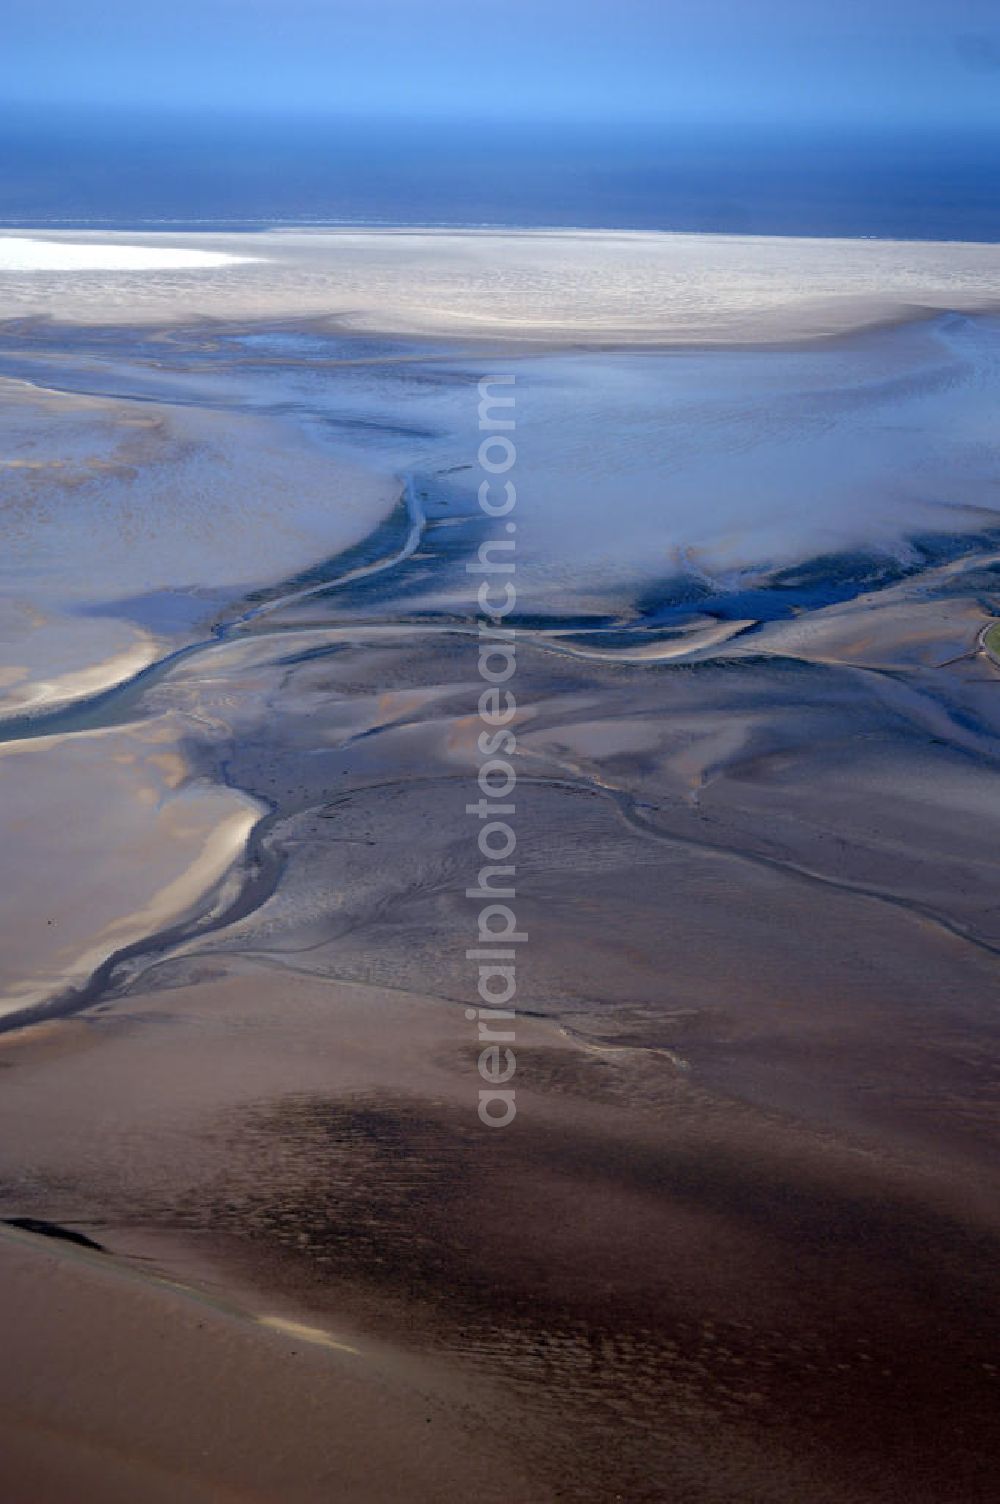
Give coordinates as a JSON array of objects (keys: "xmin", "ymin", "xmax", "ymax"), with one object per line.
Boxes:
[
  {"xmin": 0, "ymin": 227, "xmax": 998, "ymax": 343},
  {"xmin": 0, "ymin": 235, "xmax": 254, "ymax": 272}
]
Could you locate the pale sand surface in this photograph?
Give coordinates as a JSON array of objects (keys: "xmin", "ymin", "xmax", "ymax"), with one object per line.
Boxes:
[
  {"xmin": 0, "ymin": 722, "xmax": 260, "ymax": 1019},
  {"xmin": 0, "ymin": 226, "xmax": 999, "ymax": 341},
  {"xmin": 0, "ymin": 373, "xmax": 396, "ymax": 711}
]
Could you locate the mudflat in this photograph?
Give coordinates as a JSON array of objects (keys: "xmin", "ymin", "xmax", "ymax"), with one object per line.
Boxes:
[{"xmin": 1, "ymin": 230, "xmax": 999, "ymax": 1501}]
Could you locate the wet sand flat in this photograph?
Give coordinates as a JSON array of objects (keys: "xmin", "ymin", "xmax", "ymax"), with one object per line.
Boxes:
[
  {"xmin": 0, "ymin": 1223, "xmax": 533, "ymax": 1504},
  {"xmin": 1, "ymin": 229, "xmax": 999, "ymax": 1500},
  {"xmin": 1, "ymin": 971, "xmax": 997, "ymax": 1502}
]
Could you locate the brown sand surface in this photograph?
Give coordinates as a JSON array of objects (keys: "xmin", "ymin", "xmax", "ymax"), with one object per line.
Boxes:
[
  {"xmin": 0, "ymin": 1224, "xmax": 534, "ymax": 1504},
  {"xmin": 1, "ymin": 966, "xmax": 998, "ymax": 1502}
]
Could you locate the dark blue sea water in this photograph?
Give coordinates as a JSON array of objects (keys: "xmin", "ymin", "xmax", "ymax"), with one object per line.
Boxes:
[{"xmin": 1, "ymin": 108, "xmax": 998, "ymax": 240}]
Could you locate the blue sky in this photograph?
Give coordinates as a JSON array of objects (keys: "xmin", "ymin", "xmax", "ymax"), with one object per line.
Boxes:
[{"xmin": 3, "ymin": 0, "xmax": 1000, "ymax": 131}]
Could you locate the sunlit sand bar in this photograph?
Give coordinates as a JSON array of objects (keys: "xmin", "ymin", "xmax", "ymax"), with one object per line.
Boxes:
[{"xmin": 2, "ymin": 226, "xmax": 1000, "ymax": 342}]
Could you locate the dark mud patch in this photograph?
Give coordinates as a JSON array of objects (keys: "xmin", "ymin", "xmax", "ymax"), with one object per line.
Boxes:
[
  {"xmin": 2, "ymin": 1216, "xmax": 106, "ymax": 1252},
  {"xmin": 144, "ymin": 1091, "xmax": 1000, "ymax": 1503}
]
